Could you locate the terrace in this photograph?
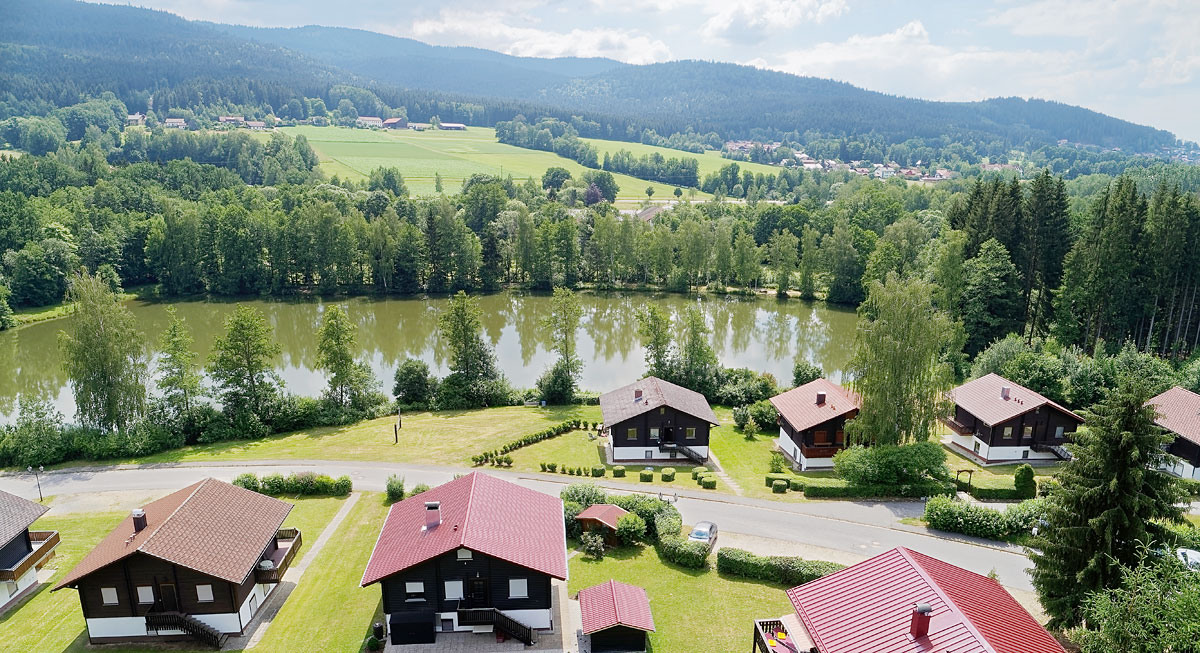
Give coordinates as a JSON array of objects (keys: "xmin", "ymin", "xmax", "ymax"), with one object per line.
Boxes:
[
  {"xmin": 0, "ymin": 530, "xmax": 59, "ymax": 583},
  {"xmin": 255, "ymin": 527, "xmax": 302, "ymax": 584},
  {"xmin": 751, "ymin": 614, "xmax": 813, "ymax": 653}
]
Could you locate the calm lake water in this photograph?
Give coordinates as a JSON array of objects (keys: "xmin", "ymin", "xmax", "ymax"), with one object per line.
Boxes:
[{"xmin": 0, "ymin": 292, "xmax": 857, "ymax": 422}]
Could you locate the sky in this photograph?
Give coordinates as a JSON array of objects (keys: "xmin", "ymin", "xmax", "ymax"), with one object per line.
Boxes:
[{"xmin": 95, "ymin": 0, "xmax": 1199, "ymax": 142}]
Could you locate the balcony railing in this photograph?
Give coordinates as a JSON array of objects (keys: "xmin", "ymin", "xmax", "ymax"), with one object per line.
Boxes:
[
  {"xmin": 752, "ymin": 617, "xmax": 809, "ymax": 653},
  {"xmin": 457, "ymin": 607, "xmax": 537, "ymax": 646},
  {"xmin": 145, "ymin": 611, "xmax": 227, "ymax": 648},
  {"xmin": 0, "ymin": 530, "xmax": 59, "ymax": 582},
  {"xmin": 255, "ymin": 528, "xmax": 301, "ymax": 584}
]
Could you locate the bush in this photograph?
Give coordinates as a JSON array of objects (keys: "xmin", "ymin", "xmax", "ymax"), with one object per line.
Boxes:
[
  {"xmin": 233, "ymin": 472, "xmax": 260, "ymax": 492},
  {"xmin": 409, "ymin": 483, "xmax": 430, "ymax": 496},
  {"xmin": 612, "ymin": 465, "xmax": 625, "ymax": 478},
  {"xmin": 241, "ymin": 471, "xmax": 351, "ymax": 496},
  {"xmin": 923, "ymin": 496, "xmax": 1045, "ymax": 540},
  {"xmin": 692, "ymin": 466, "xmax": 707, "ymax": 480},
  {"xmin": 393, "ymin": 358, "xmax": 435, "ymax": 408},
  {"xmin": 386, "ymin": 474, "xmax": 405, "ymax": 503},
  {"xmin": 765, "ymin": 473, "xmax": 792, "ymax": 488},
  {"xmin": 769, "ymin": 451, "xmax": 786, "ymax": 474},
  {"xmin": 796, "ymin": 477, "xmax": 955, "ymax": 499},
  {"xmin": 333, "ymin": 475, "xmax": 352, "ymax": 495},
  {"xmin": 260, "ymin": 473, "xmax": 287, "ymax": 495},
  {"xmin": 563, "ymin": 500, "xmax": 583, "ymax": 539},
  {"xmin": 560, "ymin": 483, "xmax": 607, "ymax": 507},
  {"xmin": 653, "ymin": 510, "xmax": 683, "ymax": 541},
  {"xmin": 832, "ymin": 442, "xmax": 949, "ymax": 486},
  {"xmin": 591, "ymin": 465, "xmax": 606, "ymax": 478},
  {"xmin": 536, "ymin": 358, "xmax": 579, "ymax": 405},
  {"xmin": 772, "ymin": 479, "xmax": 788, "ymax": 494},
  {"xmin": 701, "ymin": 477, "xmax": 717, "ymax": 489},
  {"xmin": 792, "ymin": 360, "xmax": 823, "ymax": 387},
  {"xmin": 712, "ymin": 367, "xmax": 779, "ymax": 406},
  {"xmin": 661, "ymin": 467, "xmax": 676, "ymax": 482},
  {"xmin": 733, "ymin": 399, "xmax": 778, "ymax": 430},
  {"xmin": 717, "ymin": 548, "xmax": 845, "ymax": 586},
  {"xmin": 616, "ymin": 513, "xmax": 647, "ymax": 546},
  {"xmin": 1014, "ymin": 464, "xmax": 1037, "ymax": 499},
  {"xmin": 1181, "ymin": 478, "xmax": 1200, "ymax": 497},
  {"xmin": 656, "ymin": 536, "xmax": 709, "ymax": 569},
  {"xmin": 547, "ymin": 462, "xmax": 558, "ymax": 473},
  {"xmin": 366, "ymin": 635, "xmax": 382, "ymax": 651},
  {"xmin": 640, "ymin": 469, "xmax": 654, "ymax": 482},
  {"xmin": 582, "ymin": 532, "xmax": 606, "ymax": 559}
]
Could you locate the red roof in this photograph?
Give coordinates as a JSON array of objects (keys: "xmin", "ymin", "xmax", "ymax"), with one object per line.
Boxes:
[
  {"xmin": 1148, "ymin": 386, "xmax": 1200, "ymax": 446},
  {"xmin": 579, "ymin": 580, "xmax": 655, "ymax": 634},
  {"xmin": 600, "ymin": 376, "xmax": 719, "ymax": 427},
  {"xmin": 949, "ymin": 373, "xmax": 1082, "ymax": 426},
  {"xmin": 361, "ymin": 472, "xmax": 567, "ymax": 586},
  {"xmin": 770, "ymin": 379, "xmax": 860, "ymax": 432},
  {"xmin": 787, "ymin": 547, "xmax": 1065, "ymax": 653},
  {"xmin": 577, "ymin": 504, "xmax": 628, "ymax": 530}
]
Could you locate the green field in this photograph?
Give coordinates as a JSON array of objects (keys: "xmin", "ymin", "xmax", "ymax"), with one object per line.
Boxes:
[
  {"xmin": 278, "ymin": 125, "xmax": 700, "ymax": 199},
  {"xmin": 579, "ymin": 136, "xmax": 785, "ymax": 180}
]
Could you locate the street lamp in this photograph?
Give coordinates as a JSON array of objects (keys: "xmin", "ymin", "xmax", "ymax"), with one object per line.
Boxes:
[{"xmin": 27, "ymin": 465, "xmax": 44, "ymax": 502}]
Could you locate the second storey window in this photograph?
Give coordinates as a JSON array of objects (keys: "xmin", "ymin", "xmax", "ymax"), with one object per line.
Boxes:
[
  {"xmin": 1003, "ymin": 426, "xmax": 1014, "ymax": 439},
  {"xmin": 405, "ymin": 581, "xmax": 425, "ymax": 602},
  {"xmin": 196, "ymin": 584, "xmax": 214, "ymax": 603},
  {"xmin": 626, "ymin": 428, "xmax": 637, "ymax": 441},
  {"xmin": 686, "ymin": 427, "xmax": 697, "ymax": 440},
  {"xmin": 509, "ymin": 578, "xmax": 528, "ymax": 599},
  {"xmin": 444, "ymin": 580, "xmax": 464, "ymax": 601},
  {"xmin": 136, "ymin": 586, "xmax": 154, "ymax": 604},
  {"xmin": 100, "ymin": 587, "xmax": 119, "ymax": 606},
  {"xmin": 1023, "ymin": 426, "xmax": 1033, "ymax": 438},
  {"xmin": 649, "ymin": 428, "xmax": 660, "ymax": 441}
]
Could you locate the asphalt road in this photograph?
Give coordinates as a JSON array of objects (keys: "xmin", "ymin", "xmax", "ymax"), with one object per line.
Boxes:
[{"xmin": 0, "ymin": 459, "xmax": 1036, "ymax": 591}]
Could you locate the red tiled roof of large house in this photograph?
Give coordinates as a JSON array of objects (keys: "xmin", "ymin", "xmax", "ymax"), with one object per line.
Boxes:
[
  {"xmin": 787, "ymin": 547, "xmax": 1065, "ymax": 653},
  {"xmin": 577, "ymin": 504, "xmax": 628, "ymax": 531},
  {"xmin": 770, "ymin": 378, "xmax": 860, "ymax": 432},
  {"xmin": 600, "ymin": 376, "xmax": 719, "ymax": 427},
  {"xmin": 1147, "ymin": 386, "xmax": 1200, "ymax": 445},
  {"xmin": 948, "ymin": 373, "xmax": 1082, "ymax": 426},
  {"xmin": 0, "ymin": 489, "xmax": 48, "ymax": 545},
  {"xmin": 54, "ymin": 478, "xmax": 292, "ymax": 589},
  {"xmin": 579, "ymin": 580, "xmax": 655, "ymax": 634},
  {"xmin": 360, "ymin": 472, "xmax": 568, "ymax": 586}
]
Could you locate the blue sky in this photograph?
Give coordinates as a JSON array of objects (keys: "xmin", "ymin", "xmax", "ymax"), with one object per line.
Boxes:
[{"xmin": 98, "ymin": 0, "xmax": 1199, "ymax": 141}]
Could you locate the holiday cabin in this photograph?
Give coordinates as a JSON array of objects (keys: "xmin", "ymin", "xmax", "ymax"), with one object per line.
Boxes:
[
  {"xmin": 600, "ymin": 377, "xmax": 718, "ymax": 465},
  {"xmin": 0, "ymin": 490, "xmax": 58, "ymax": 613},
  {"xmin": 770, "ymin": 378, "xmax": 861, "ymax": 471},
  {"xmin": 944, "ymin": 373, "xmax": 1083, "ymax": 464},
  {"xmin": 579, "ymin": 580, "xmax": 654, "ymax": 652},
  {"xmin": 1147, "ymin": 386, "xmax": 1200, "ymax": 480}
]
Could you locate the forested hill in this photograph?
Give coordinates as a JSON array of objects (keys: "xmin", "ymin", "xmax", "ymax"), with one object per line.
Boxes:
[{"xmin": 0, "ymin": 0, "xmax": 1176, "ymax": 154}]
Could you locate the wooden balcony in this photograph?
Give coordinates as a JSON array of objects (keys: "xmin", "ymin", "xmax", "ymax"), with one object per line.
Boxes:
[
  {"xmin": 798, "ymin": 443, "xmax": 842, "ymax": 459},
  {"xmin": 255, "ymin": 528, "xmax": 300, "ymax": 584},
  {"xmin": 751, "ymin": 614, "xmax": 813, "ymax": 653},
  {"xmin": 0, "ymin": 530, "xmax": 59, "ymax": 582}
]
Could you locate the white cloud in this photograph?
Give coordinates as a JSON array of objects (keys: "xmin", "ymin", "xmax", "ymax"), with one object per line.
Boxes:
[{"xmin": 701, "ymin": 0, "xmax": 848, "ymax": 42}]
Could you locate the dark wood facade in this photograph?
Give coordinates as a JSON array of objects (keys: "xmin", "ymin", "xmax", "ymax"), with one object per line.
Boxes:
[
  {"xmin": 578, "ymin": 519, "xmax": 620, "ymax": 546},
  {"xmin": 591, "ymin": 625, "xmax": 649, "ymax": 652},
  {"xmin": 610, "ymin": 406, "xmax": 710, "ymax": 458},
  {"xmin": 0, "ymin": 530, "xmax": 32, "ymax": 569},
  {"xmin": 1169, "ymin": 437, "xmax": 1200, "ymax": 468},
  {"xmin": 380, "ymin": 548, "xmax": 552, "ymax": 618},
  {"xmin": 778, "ymin": 411, "xmax": 857, "ymax": 461},
  {"xmin": 950, "ymin": 404, "xmax": 1080, "ymax": 449}
]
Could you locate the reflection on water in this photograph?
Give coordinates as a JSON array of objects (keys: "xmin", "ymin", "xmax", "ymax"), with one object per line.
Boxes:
[{"xmin": 0, "ymin": 291, "xmax": 857, "ymax": 421}]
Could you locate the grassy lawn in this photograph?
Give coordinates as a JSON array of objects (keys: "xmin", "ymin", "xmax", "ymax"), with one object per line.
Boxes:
[
  {"xmin": 2, "ymin": 495, "xmax": 346, "ymax": 653},
  {"xmin": 9, "ymin": 285, "xmax": 151, "ymax": 327},
  {"xmin": 578, "ymin": 137, "xmax": 785, "ymax": 181},
  {"xmin": 569, "ymin": 544, "xmax": 794, "ymax": 652},
  {"xmin": 277, "ymin": 126, "xmax": 699, "ymax": 200},
  {"xmin": 942, "ymin": 443, "xmax": 1061, "ymax": 493},
  {"xmin": 58, "ymin": 405, "xmax": 599, "ymax": 469},
  {"xmin": 708, "ymin": 409, "xmax": 807, "ymax": 501}
]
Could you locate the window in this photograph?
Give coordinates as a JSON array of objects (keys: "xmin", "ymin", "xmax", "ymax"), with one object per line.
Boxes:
[
  {"xmin": 973, "ymin": 441, "xmax": 981, "ymax": 454},
  {"xmin": 196, "ymin": 584, "xmax": 214, "ymax": 603},
  {"xmin": 626, "ymin": 428, "xmax": 638, "ymax": 441},
  {"xmin": 4, "ymin": 580, "xmax": 16, "ymax": 598},
  {"xmin": 659, "ymin": 407, "xmax": 665, "ymax": 415},
  {"xmin": 445, "ymin": 581, "xmax": 464, "ymax": 600},
  {"xmin": 456, "ymin": 548, "xmax": 472, "ymax": 561},
  {"xmin": 1055, "ymin": 426, "xmax": 1065, "ymax": 439},
  {"xmin": 1003, "ymin": 426, "xmax": 1014, "ymax": 439},
  {"xmin": 686, "ymin": 427, "xmax": 697, "ymax": 440},
  {"xmin": 509, "ymin": 578, "xmax": 528, "ymax": 599},
  {"xmin": 136, "ymin": 586, "xmax": 154, "ymax": 604},
  {"xmin": 645, "ymin": 450, "xmax": 653, "ymax": 460},
  {"xmin": 405, "ymin": 581, "xmax": 425, "ymax": 601},
  {"xmin": 1022, "ymin": 450, "xmax": 1030, "ymax": 459},
  {"xmin": 649, "ymin": 428, "xmax": 660, "ymax": 441},
  {"xmin": 101, "ymin": 587, "xmax": 119, "ymax": 605},
  {"xmin": 1023, "ymin": 426, "xmax": 1033, "ymax": 438}
]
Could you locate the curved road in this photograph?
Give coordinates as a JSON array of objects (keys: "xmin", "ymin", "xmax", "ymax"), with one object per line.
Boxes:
[{"xmin": 0, "ymin": 459, "xmax": 1035, "ymax": 591}]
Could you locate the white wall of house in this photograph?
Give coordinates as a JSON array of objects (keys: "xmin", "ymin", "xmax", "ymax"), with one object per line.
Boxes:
[
  {"xmin": 85, "ymin": 582, "xmax": 273, "ymax": 640},
  {"xmin": 229, "ymin": 582, "xmax": 273, "ymax": 631},
  {"xmin": 774, "ymin": 430, "xmax": 834, "ymax": 471},
  {"xmin": 86, "ymin": 617, "xmax": 174, "ymax": 638},
  {"xmin": 951, "ymin": 433, "xmax": 1058, "ymax": 464},
  {"xmin": 1162, "ymin": 458, "xmax": 1200, "ymax": 480},
  {"xmin": 192, "ymin": 611, "xmax": 242, "ymax": 633},
  {"xmin": 612, "ymin": 445, "xmax": 708, "ymax": 462},
  {"xmin": 0, "ymin": 565, "xmax": 38, "ymax": 612},
  {"xmin": 501, "ymin": 608, "xmax": 552, "ymax": 630}
]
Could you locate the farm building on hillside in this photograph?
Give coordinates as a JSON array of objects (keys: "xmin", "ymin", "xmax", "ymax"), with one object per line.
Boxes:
[
  {"xmin": 600, "ymin": 377, "xmax": 718, "ymax": 464},
  {"xmin": 162, "ymin": 118, "xmax": 187, "ymax": 129},
  {"xmin": 1147, "ymin": 386, "xmax": 1200, "ymax": 479},
  {"xmin": 382, "ymin": 117, "xmax": 408, "ymax": 129},
  {"xmin": 356, "ymin": 116, "xmax": 383, "ymax": 128},
  {"xmin": 361, "ymin": 472, "xmax": 568, "ymax": 647},
  {"xmin": 944, "ymin": 373, "xmax": 1082, "ymax": 464},
  {"xmin": 0, "ymin": 490, "xmax": 58, "ymax": 613},
  {"xmin": 438, "ymin": 122, "xmax": 467, "ymax": 130},
  {"xmin": 126, "ymin": 113, "xmax": 145, "ymax": 126},
  {"xmin": 53, "ymin": 478, "xmax": 299, "ymax": 647},
  {"xmin": 770, "ymin": 379, "xmax": 861, "ymax": 471}
]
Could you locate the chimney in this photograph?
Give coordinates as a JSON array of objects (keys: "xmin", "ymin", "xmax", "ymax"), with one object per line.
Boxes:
[
  {"xmin": 1000, "ymin": 386, "xmax": 1011, "ymax": 400},
  {"xmin": 815, "ymin": 391, "xmax": 827, "ymax": 405},
  {"xmin": 424, "ymin": 501, "xmax": 441, "ymax": 530},
  {"xmin": 132, "ymin": 508, "xmax": 147, "ymax": 533},
  {"xmin": 634, "ymin": 388, "xmax": 643, "ymax": 401},
  {"xmin": 910, "ymin": 603, "xmax": 933, "ymax": 638}
]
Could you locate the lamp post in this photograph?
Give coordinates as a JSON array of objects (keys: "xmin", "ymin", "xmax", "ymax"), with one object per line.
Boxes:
[{"xmin": 27, "ymin": 465, "xmax": 44, "ymax": 502}]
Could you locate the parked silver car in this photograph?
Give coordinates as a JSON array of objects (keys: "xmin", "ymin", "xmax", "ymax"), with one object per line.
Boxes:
[{"xmin": 687, "ymin": 521, "xmax": 718, "ymax": 551}]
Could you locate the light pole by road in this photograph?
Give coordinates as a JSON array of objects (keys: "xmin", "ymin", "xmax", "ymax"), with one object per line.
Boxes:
[{"xmin": 27, "ymin": 465, "xmax": 44, "ymax": 502}]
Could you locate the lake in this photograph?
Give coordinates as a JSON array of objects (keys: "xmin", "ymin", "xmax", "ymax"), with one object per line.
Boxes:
[{"xmin": 0, "ymin": 291, "xmax": 858, "ymax": 421}]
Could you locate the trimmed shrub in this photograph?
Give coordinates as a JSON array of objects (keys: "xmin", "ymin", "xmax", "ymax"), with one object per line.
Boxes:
[
  {"xmin": 591, "ymin": 465, "xmax": 606, "ymax": 478},
  {"xmin": 772, "ymin": 479, "xmax": 788, "ymax": 494},
  {"xmin": 953, "ymin": 478, "xmax": 1025, "ymax": 501},
  {"xmin": 923, "ymin": 496, "xmax": 1045, "ymax": 540},
  {"xmin": 612, "ymin": 465, "xmax": 625, "ymax": 478},
  {"xmin": 765, "ymin": 473, "xmax": 792, "ymax": 488},
  {"xmin": 409, "ymin": 483, "xmax": 430, "ymax": 496},
  {"xmin": 639, "ymin": 469, "xmax": 654, "ymax": 482},
  {"xmin": 657, "ymin": 536, "xmax": 709, "ymax": 569},
  {"xmin": 833, "ymin": 442, "xmax": 949, "ymax": 486},
  {"xmin": 802, "ymin": 480, "xmax": 955, "ymax": 499},
  {"xmin": 1014, "ymin": 464, "xmax": 1037, "ymax": 499},
  {"xmin": 386, "ymin": 475, "xmax": 405, "ymax": 503},
  {"xmin": 561, "ymin": 483, "xmax": 607, "ymax": 507},
  {"xmin": 260, "ymin": 473, "xmax": 287, "ymax": 495},
  {"xmin": 233, "ymin": 472, "xmax": 260, "ymax": 493},
  {"xmin": 333, "ymin": 475, "xmax": 352, "ymax": 495},
  {"xmin": 701, "ymin": 477, "xmax": 717, "ymax": 489},
  {"xmin": 692, "ymin": 466, "xmax": 707, "ymax": 480},
  {"xmin": 661, "ymin": 467, "xmax": 676, "ymax": 482},
  {"xmin": 769, "ymin": 451, "xmax": 786, "ymax": 474},
  {"xmin": 366, "ymin": 635, "xmax": 382, "ymax": 652},
  {"xmin": 653, "ymin": 510, "xmax": 683, "ymax": 540},
  {"xmin": 547, "ymin": 462, "xmax": 558, "ymax": 473},
  {"xmin": 582, "ymin": 532, "xmax": 606, "ymax": 559},
  {"xmin": 616, "ymin": 513, "xmax": 647, "ymax": 546},
  {"xmin": 716, "ymin": 548, "xmax": 845, "ymax": 586}
]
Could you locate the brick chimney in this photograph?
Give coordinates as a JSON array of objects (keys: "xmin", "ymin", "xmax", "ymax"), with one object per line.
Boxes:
[
  {"xmin": 910, "ymin": 603, "xmax": 933, "ymax": 638},
  {"xmin": 424, "ymin": 501, "xmax": 441, "ymax": 530},
  {"xmin": 816, "ymin": 391, "xmax": 827, "ymax": 405},
  {"xmin": 132, "ymin": 508, "xmax": 147, "ymax": 533}
]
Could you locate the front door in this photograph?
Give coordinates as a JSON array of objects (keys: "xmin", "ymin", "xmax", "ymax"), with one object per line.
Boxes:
[
  {"xmin": 159, "ymin": 583, "xmax": 178, "ymax": 612},
  {"xmin": 662, "ymin": 426, "xmax": 674, "ymax": 443},
  {"xmin": 467, "ymin": 578, "xmax": 489, "ymax": 608}
]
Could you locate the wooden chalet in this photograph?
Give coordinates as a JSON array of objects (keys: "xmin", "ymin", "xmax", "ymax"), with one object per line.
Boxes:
[
  {"xmin": 0, "ymin": 490, "xmax": 58, "ymax": 613},
  {"xmin": 361, "ymin": 472, "xmax": 568, "ymax": 647},
  {"xmin": 576, "ymin": 504, "xmax": 629, "ymax": 546},
  {"xmin": 600, "ymin": 377, "xmax": 719, "ymax": 464},
  {"xmin": 53, "ymin": 478, "xmax": 300, "ymax": 648},
  {"xmin": 769, "ymin": 379, "xmax": 860, "ymax": 471},
  {"xmin": 752, "ymin": 547, "xmax": 1065, "ymax": 653},
  {"xmin": 1147, "ymin": 386, "xmax": 1200, "ymax": 480},
  {"xmin": 579, "ymin": 580, "xmax": 654, "ymax": 652},
  {"xmin": 944, "ymin": 373, "xmax": 1082, "ymax": 464}
]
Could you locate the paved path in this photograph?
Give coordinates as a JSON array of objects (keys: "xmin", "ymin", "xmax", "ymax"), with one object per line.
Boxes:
[
  {"xmin": 705, "ymin": 451, "xmax": 744, "ymax": 495},
  {"xmin": 0, "ymin": 459, "xmax": 1036, "ymax": 591}
]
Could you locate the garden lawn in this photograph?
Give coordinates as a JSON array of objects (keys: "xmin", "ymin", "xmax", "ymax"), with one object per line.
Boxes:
[
  {"xmin": 708, "ymin": 409, "xmax": 806, "ymax": 502},
  {"xmin": 942, "ymin": 443, "xmax": 1061, "ymax": 493},
  {"xmin": 61, "ymin": 405, "xmax": 599, "ymax": 469},
  {"xmin": 4, "ymin": 496, "xmax": 346, "ymax": 653},
  {"xmin": 569, "ymin": 544, "xmax": 794, "ymax": 652}
]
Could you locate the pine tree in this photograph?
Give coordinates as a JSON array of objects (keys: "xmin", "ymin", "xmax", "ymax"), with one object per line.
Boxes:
[
  {"xmin": 1029, "ymin": 376, "xmax": 1187, "ymax": 627},
  {"xmin": 961, "ymin": 239, "xmax": 1023, "ymax": 354}
]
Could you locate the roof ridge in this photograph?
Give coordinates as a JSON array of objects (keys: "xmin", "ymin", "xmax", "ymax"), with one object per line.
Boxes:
[
  {"xmin": 458, "ymin": 472, "xmax": 479, "ymax": 549},
  {"xmin": 608, "ymin": 580, "xmax": 624, "ymax": 627},
  {"xmin": 899, "ymin": 547, "xmax": 998, "ymax": 653},
  {"xmin": 139, "ymin": 478, "xmax": 208, "ymax": 552}
]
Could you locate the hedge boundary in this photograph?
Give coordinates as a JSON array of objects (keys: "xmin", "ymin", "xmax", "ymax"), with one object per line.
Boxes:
[
  {"xmin": 473, "ymin": 419, "xmax": 581, "ymax": 466},
  {"xmin": 716, "ymin": 548, "xmax": 845, "ymax": 586},
  {"xmin": 234, "ymin": 471, "xmax": 352, "ymax": 496}
]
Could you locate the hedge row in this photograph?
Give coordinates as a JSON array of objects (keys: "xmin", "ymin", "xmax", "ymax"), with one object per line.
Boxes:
[
  {"xmin": 539, "ymin": 462, "xmax": 602, "ymax": 477},
  {"xmin": 716, "ymin": 548, "xmax": 845, "ymax": 586},
  {"xmin": 233, "ymin": 471, "xmax": 352, "ymax": 496},
  {"xmin": 472, "ymin": 419, "xmax": 581, "ymax": 465},
  {"xmin": 923, "ymin": 496, "xmax": 1046, "ymax": 540},
  {"xmin": 953, "ymin": 478, "xmax": 1038, "ymax": 501},
  {"xmin": 559, "ymin": 482, "xmax": 709, "ymax": 569}
]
